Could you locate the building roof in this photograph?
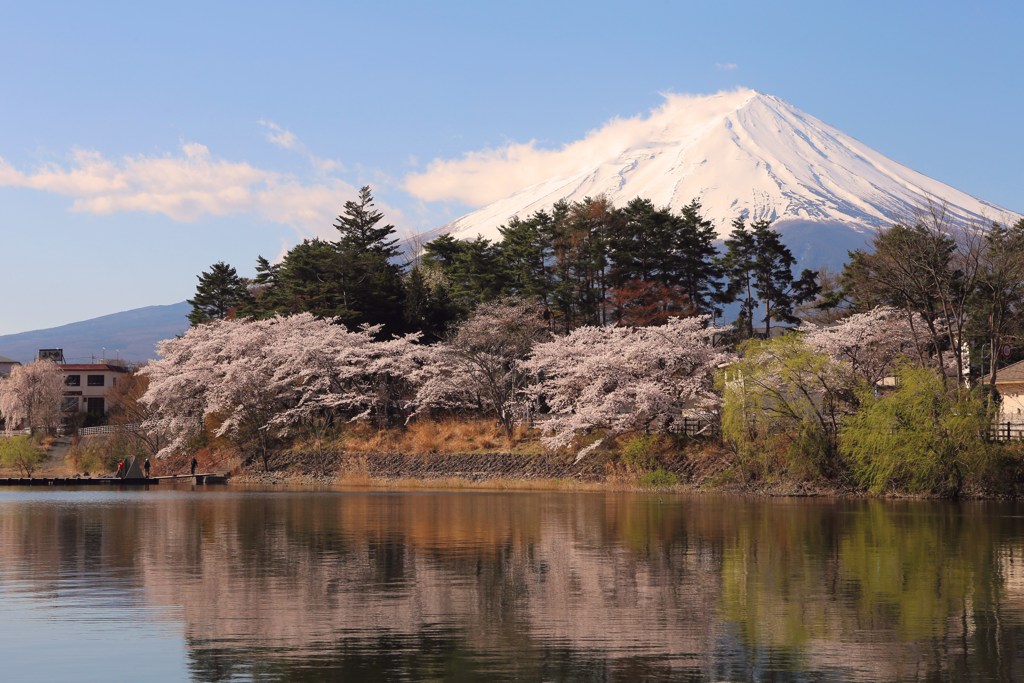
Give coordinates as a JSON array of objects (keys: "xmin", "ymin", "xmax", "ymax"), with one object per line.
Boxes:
[
  {"xmin": 59, "ymin": 364, "xmax": 130, "ymax": 373},
  {"xmin": 0, "ymin": 355, "xmax": 20, "ymax": 364},
  {"xmin": 995, "ymin": 359, "xmax": 1024, "ymax": 384}
]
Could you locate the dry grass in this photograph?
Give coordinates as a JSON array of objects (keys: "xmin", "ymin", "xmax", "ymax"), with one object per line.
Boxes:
[{"xmin": 339, "ymin": 418, "xmax": 537, "ymax": 455}]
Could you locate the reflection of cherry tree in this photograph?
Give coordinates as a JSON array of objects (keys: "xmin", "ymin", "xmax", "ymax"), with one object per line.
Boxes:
[
  {"xmin": 526, "ymin": 316, "xmax": 730, "ymax": 454},
  {"xmin": 0, "ymin": 359, "xmax": 64, "ymax": 435},
  {"xmin": 141, "ymin": 314, "xmax": 425, "ymax": 468},
  {"xmin": 800, "ymin": 306, "xmax": 922, "ymax": 386}
]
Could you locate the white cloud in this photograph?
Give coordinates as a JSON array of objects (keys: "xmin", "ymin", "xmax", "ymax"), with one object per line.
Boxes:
[
  {"xmin": 260, "ymin": 119, "xmax": 300, "ymax": 151},
  {"xmin": 259, "ymin": 119, "xmax": 343, "ymax": 174},
  {"xmin": 404, "ymin": 91, "xmax": 752, "ymax": 207},
  {"xmin": 0, "ymin": 139, "xmax": 376, "ymax": 240},
  {"xmin": 715, "ymin": 62, "xmax": 738, "ymax": 71}
]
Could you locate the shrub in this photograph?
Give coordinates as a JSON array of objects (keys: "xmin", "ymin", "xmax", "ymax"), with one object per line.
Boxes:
[
  {"xmin": 639, "ymin": 468, "xmax": 678, "ymax": 488},
  {"xmin": 719, "ymin": 335, "xmax": 856, "ymax": 482},
  {"xmin": 620, "ymin": 433, "xmax": 666, "ymax": 472},
  {"xmin": 65, "ymin": 439, "xmax": 119, "ymax": 475},
  {"xmin": 0, "ymin": 435, "xmax": 46, "ymax": 476},
  {"xmin": 840, "ymin": 365, "xmax": 992, "ymax": 496}
]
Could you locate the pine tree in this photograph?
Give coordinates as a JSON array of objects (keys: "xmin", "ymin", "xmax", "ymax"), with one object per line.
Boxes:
[
  {"xmin": 674, "ymin": 200, "xmax": 722, "ymax": 315},
  {"xmin": 334, "ymin": 185, "xmax": 402, "ymax": 259},
  {"xmin": 187, "ymin": 261, "xmax": 252, "ymax": 326},
  {"xmin": 331, "ymin": 186, "xmax": 406, "ymax": 333},
  {"xmin": 718, "ymin": 218, "xmax": 759, "ymax": 339},
  {"xmin": 750, "ymin": 220, "xmax": 819, "ymax": 335}
]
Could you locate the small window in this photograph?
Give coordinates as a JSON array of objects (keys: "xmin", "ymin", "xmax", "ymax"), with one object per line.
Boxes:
[
  {"xmin": 61, "ymin": 397, "xmax": 79, "ymax": 412},
  {"xmin": 65, "ymin": 375, "xmax": 81, "ymax": 387},
  {"xmin": 87, "ymin": 375, "xmax": 105, "ymax": 387}
]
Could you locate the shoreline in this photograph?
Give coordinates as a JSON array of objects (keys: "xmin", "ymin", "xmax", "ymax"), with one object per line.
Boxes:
[{"xmin": 226, "ymin": 450, "xmax": 890, "ymax": 499}]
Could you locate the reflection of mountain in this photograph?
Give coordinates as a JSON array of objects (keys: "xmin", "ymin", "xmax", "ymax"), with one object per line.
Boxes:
[{"xmin": 1, "ymin": 492, "xmax": 1023, "ymax": 681}]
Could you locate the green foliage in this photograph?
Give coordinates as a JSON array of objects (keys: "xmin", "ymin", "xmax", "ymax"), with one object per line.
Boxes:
[
  {"xmin": 718, "ymin": 218, "xmax": 818, "ymax": 338},
  {"xmin": 840, "ymin": 365, "xmax": 992, "ymax": 496},
  {"xmin": 619, "ymin": 433, "xmax": 666, "ymax": 472},
  {"xmin": 639, "ymin": 468, "xmax": 678, "ymax": 487},
  {"xmin": 720, "ymin": 335, "xmax": 853, "ymax": 481},
  {"xmin": 239, "ymin": 186, "xmax": 408, "ymax": 334},
  {"xmin": 187, "ymin": 261, "xmax": 253, "ymax": 326},
  {"xmin": 0, "ymin": 435, "xmax": 46, "ymax": 476}
]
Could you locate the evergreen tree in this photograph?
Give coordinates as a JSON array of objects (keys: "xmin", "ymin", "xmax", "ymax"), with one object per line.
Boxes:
[
  {"xmin": 674, "ymin": 200, "xmax": 723, "ymax": 315},
  {"xmin": 552, "ymin": 198, "xmax": 612, "ymax": 330},
  {"xmin": 334, "ymin": 185, "xmax": 402, "ymax": 259},
  {"xmin": 750, "ymin": 220, "xmax": 819, "ymax": 335},
  {"xmin": 422, "ymin": 235, "xmax": 507, "ymax": 317},
  {"xmin": 270, "ymin": 239, "xmax": 353, "ymax": 319},
  {"xmin": 719, "ymin": 218, "xmax": 817, "ymax": 337},
  {"xmin": 403, "ymin": 266, "xmax": 458, "ymax": 342},
  {"xmin": 718, "ymin": 218, "xmax": 759, "ymax": 338},
  {"xmin": 499, "ymin": 211, "xmax": 557, "ymax": 308},
  {"xmin": 187, "ymin": 261, "xmax": 252, "ymax": 326},
  {"xmin": 332, "ymin": 186, "xmax": 406, "ymax": 333}
]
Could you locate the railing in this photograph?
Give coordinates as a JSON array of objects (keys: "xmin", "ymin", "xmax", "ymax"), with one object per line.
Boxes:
[
  {"xmin": 679, "ymin": 416, "xmax": 718, "ymax": 438},
  {"xmin": 988, "ymin": 422, "xmax": 1024, "ymax": 442},
  {"xmin": 78, "ymin": 423, "xmax": 140, "ymax": 436}
]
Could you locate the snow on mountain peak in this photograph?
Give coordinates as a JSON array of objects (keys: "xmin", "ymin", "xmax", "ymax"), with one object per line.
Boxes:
[{"xmin": 426, "ymin": 89, "xmax": 1017, "ymax": 243}]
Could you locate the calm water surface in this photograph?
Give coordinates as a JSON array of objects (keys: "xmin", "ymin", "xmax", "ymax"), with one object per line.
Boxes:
[{"xmin": 1, "ymin": 488, "xmax": 1023, "ymax": 682}]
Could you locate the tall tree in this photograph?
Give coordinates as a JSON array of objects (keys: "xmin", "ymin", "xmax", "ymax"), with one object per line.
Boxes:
[
  {"xmin": 750, "ymin": 220, "xmax": 819, "ymax": 335},
  {"xmin": 972, "ymin": 218, "xmax": 1024, "ymax": 393},
  {"xmin": 334, "ymin": 185, "xmax": 402, "ymax": 258},
  {"xmin": 187, "ymin": 261, "xmax": 252, "ymax": 326},
  {"xmin": 842, "ymin": 210, "xmax": 982, "ymax": 385},
  {"xmin": 719, "ymin": 218, "xmax": 818, "ymax": 338},
  {"xmin": 333, "ymin": 186, "xmax": 407, "ymax": 333},
  {"xmin": 674, "ymin": 199, "xmax": 723, "ymax": 315},
  {"xmin": 718, "ymin": 218, "xmax": 759, "ymax": 338},
  {"xmin": 422, "ymin": 235, "xmax": 507, "ymax": 317}
]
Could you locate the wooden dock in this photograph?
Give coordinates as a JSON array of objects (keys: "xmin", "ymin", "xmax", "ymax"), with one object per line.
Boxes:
[{"xmin": 0, "ymin": 473, "xmax": 229, "ymax": 487}]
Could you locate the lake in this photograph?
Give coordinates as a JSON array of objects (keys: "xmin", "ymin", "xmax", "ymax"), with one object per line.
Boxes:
[{"xmin": 0, "ymin": 488, "xmax": 1023, "ymax": 681}]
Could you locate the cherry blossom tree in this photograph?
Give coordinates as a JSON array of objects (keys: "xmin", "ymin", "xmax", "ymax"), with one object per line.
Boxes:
[
  {"xmin": 141, "ymin": 313, "xmax": 426, "ymax": 469},
  {"xmin": 0, "ymin": 359, "xmax": 64, "ymax": 435},
  {"xmin": 414, "ymin": 300, "xmax": 550, "ymax": 435},
  {"xmin": 526, "ymin": 316, "xmax": 730, "ymax": 456},
  {"xmin": 800, "ymin": 306, "xmax": 923, "ymax": 387}
]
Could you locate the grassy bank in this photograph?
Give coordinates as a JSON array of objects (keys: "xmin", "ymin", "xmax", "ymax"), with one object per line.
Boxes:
[{"xmin": 7, "ymin": 417, "xmax": 1023, "ymax": 499}]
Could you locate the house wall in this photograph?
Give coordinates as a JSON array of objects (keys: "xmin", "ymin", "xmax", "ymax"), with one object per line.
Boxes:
[
  {"xmin": 60, "ymin": 366, "xmax": 129, "ymax": 416},
  {"xmin": 997, "ymin": 381, "xmax": 1024, "ymax": 423}
]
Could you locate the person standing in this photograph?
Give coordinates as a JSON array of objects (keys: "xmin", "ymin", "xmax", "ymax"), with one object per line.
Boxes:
[
  {"xmin": 190, "ymin": 457, "xmax": 198, "ymax": 477},
  {"xmin": 144, "ymin": 457, "xmax": 151, "ymax": 479},
  {"xmin": 116, "ymin": 459, "xmax": 124, "ymax": 479}
]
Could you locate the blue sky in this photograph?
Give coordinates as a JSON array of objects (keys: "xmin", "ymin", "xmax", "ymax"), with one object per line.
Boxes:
[{"xmin": 1, "ymin": 1, "xmax": 1021, "ymax": 335}]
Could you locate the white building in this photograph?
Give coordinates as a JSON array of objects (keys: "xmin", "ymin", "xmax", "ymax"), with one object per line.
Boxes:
[
  {"xmin": 59, "ymin": 363, "xmax": 131, "ymax": 421},
  {"xmin": 995, "ymin": 359, "xmax": 1024, "ymax": 425}
]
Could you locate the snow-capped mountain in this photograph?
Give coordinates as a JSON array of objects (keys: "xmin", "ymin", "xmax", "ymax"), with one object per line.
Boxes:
[{"xmin": 441, "ymin": 89, "xmax": 1017, "ymax": 247}]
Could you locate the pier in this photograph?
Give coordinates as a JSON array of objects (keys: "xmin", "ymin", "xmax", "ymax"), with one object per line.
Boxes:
[{"xmin": 0, "ymin": 473, "xmax": 228, "ymax": 486}]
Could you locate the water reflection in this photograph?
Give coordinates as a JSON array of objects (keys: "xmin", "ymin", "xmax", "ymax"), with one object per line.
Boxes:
[{"xmin": 1, "ymin": 490, "xmax": 1023, "ymax": 681}]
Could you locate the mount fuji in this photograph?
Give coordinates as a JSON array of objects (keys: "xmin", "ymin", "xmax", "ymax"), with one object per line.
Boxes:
[{"xmin": 436, "ymin": 89, "xmax": 1018, "ymax": 268}]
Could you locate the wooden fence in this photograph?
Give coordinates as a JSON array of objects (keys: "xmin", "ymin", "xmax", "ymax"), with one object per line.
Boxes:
[
  {"xmin": 679, "ymin": 417, "xmax": 718, "ymax": 437},
  {"xmin": 989, "ymin": 422, "xmax": 1024, "ymax": 442}
]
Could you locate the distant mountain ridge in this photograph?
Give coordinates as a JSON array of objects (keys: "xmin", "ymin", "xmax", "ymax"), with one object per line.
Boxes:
[
  {"xmin": 442, "ymin": 89, "xmax": 1020, "ymax": 260},
  {"xmin": 0, "ymin": 302, "xmax": 189, "ymax": 364}
]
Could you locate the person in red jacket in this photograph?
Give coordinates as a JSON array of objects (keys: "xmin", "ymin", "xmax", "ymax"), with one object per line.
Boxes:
[{"xmin": 116, "ymin": 459, "xmax": 124, "ymax": 479}]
